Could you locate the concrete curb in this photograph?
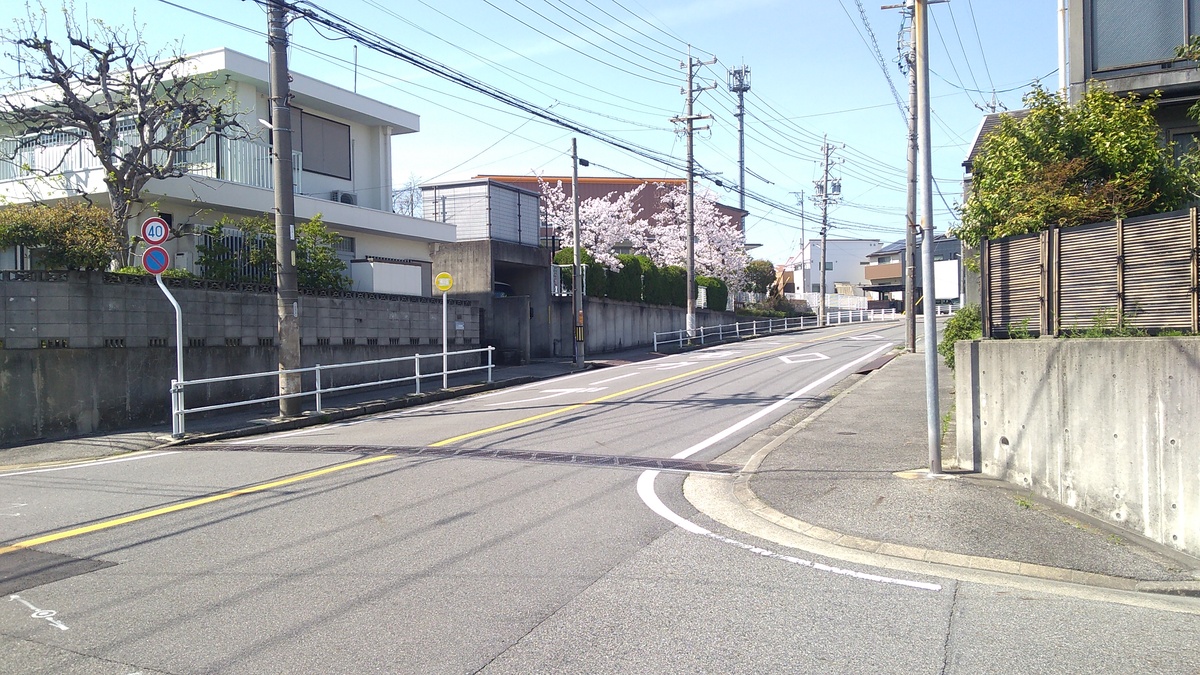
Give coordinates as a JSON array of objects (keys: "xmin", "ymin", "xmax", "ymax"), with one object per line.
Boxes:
[{"xmin": 689, "ymin": 354, "xmax": 1200, "ymax": 601}]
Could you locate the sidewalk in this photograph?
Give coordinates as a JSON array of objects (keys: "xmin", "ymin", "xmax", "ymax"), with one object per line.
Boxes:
[{"xmin": 730, "ymin": 349, "xmax": 1200, "ymax": 593}]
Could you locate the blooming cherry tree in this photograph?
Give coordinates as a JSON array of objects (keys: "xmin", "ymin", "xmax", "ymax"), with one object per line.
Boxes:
[
  {"xmin": 642, "ymin": 183, "xmax": 749, "ymax": 286},
  {"xmin": 540, "ymin": 179, "xmax": 647, "ymax": 270}
]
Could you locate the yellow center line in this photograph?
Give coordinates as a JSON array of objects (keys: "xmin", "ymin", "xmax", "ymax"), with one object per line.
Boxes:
[
  {"xmin": 0, "ymin": 454, "xmax": 395, "ymax": 556},
  {"xmin": 430, "ymin": 324, "xmax": 880, "ymax": 447},
  {"xmin": 0, "ymin": 322, "xmax": 890, "ymax": 555}
]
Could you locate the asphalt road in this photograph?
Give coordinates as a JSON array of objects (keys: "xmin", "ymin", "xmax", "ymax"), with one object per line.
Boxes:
[{"xmin": 3, "ymin": 321, "xmax": 1199, "ymax": 673}]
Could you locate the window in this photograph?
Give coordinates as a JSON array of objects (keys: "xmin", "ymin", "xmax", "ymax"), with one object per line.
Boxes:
[
  {"xmin": 297, "ymin": 112, "xmax": 351, "ymax": 180},
  {"xmin": 1092, "ymin": 0, "xmax": 1187, "ymax": 71},
  {"xmin": 824, "ymin": 262, "xmax": 834, "ymax": 271}
]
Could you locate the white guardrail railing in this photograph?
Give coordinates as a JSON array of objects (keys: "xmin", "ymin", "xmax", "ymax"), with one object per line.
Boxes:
[
  {"xmin": 170, "ymin": 346, "xmax": 494, "ymax": 437},
  {"xmin": 652, "ymin": 308, "xmax": 899, "ymax": 352}
]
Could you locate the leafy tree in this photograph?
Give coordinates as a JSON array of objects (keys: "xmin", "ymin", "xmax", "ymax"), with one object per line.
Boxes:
[
  {"xmin": 0, "ymin": 201, "xmax": 113, "ymax": 269},
  {"xmin": 955, "ymin": 85, "xmax": 1195, "ymax": 249},
  {"xmin": 0, "ymin": 4, "xmax": 242, "ymax": 267},
  {"xmin": 196, "ymin": 213, "xmax": 350, "ymax": 290},
  {"xmin": 743, "ymin": 258, "xmax": 776, "ymax": 294}
]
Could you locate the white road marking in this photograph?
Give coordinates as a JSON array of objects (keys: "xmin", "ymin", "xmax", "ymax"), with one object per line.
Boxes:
[
  {"xmin": 640, "ymin": 361, "xmax": 697, "ymax": 371},
  {"xmin": 0, "ymin": 452, "xmax": 179, "ymax": 478},
  {"xmin": 232, "ymin": 365, "xmax": 612, "ymax": 444},
  {"xmin": 692, "ymin": 350, "xmax": 742, "ymax": 360},
  {"xmin": 590, "ymin": 372, "xmax": 640, "ymax": 385},
  {"xmin": 849, "ymin": 334, "xmax": 882, "ymax": 340},
  {"xmin": 778, "ymin": 352, "xmax": 829, "ymax": 364},
  {"xmin": 8, "ymin": 595, "xmax": 69, "ymax": 631},
  {"xmin": 635, "ymin": 342, "xmax": 941, "ymax": 591},
  {"xmin": 487, "ymin": 387, "xmax": 604, "ymax": 406}
]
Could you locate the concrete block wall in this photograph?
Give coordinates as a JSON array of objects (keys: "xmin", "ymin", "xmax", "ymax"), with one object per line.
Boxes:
[
  {"xmin": 955, "ymin": 337, "xmax": 1200, "ymax": 559},
  {"xmin": 0, "ymin": 271, "xmax": 482, "ymax": 445},
  {"xmin": 1, "ymin": 271, "xmax": 479, "ymax": 348}
]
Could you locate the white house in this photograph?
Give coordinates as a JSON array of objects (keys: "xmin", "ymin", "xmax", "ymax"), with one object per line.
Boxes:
[
  {"xmin": 0, "ymin": 48, "xmax": 454, "ymax": 296},
  {"xmin": 783, "ymin": 237, "xmax": 882, "ymax": 295}
]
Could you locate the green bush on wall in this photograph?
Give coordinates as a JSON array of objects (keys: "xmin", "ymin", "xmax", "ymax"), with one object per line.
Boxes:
[
  {"xmin": 608, "ymin": 254, "xmax": 646, "ymax": 302},
  {"xmin": 697, "ymin": 276, "xmax": 727, "ymax": 312},
  {"xmin": 938, "ymin": 303, "xmax": 982, "ymax": 369}
]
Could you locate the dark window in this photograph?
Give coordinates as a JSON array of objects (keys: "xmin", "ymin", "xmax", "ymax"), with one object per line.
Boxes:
[
  {"xmin": 1092, "ymin": 0, "xmax": 1181, "ymax": 70},
  {"xmin": 299, "ymin": 111, "xmax": 351, "ymax": 180}
]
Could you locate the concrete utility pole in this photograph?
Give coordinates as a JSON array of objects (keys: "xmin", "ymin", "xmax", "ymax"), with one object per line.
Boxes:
[
  {"xmin": 728, "ymin": 65, "xmax": 751, "ymax": 228},
  {"xmin": 571, "ymin": 138, "xmax": 585, "ymax": 369},
  {"xmin": 915, "ymin": 0, "xmax": 942, "ymax": 475},
  {"xmin": 813, "ymin": 137, "xmax": 840, "ymax": 326},
  {"xmin": 268, "ymin": 1, "xmax": 301, "ymax": 417},
  {"xmin": 672, "ymin": 48, "xmax": 716, "ymax": 337},
  {"xmin": 1057, "ymin": 0, "xmax": 1069, "ymax": 98},
  {"xmin": 903, "ymin": 3, "xmax": 918, "ymax": 353}
]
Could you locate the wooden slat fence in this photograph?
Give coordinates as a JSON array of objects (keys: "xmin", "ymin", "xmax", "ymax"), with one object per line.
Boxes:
[{"xmin": 982, "ymin": 207, "xmax": 1200, "ymax": 337}]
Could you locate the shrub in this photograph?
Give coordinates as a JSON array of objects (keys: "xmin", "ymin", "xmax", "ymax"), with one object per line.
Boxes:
[
  {"xmin": 657, "ymin": 265, "xmax": 687, "ymax": 307},
  {"xmin": 0, "ymin": 202, "xmax": 116, "ymax": 270},
  {"xmin": 938, "ymin": 304, "xmax": 982, "ymax": 369},
  {"xmin": 697, "ymin": 276, "xmax": 727, "ymax": 312},
  {"xmin": 608, "ymin": 254, "xmax": 644, "ymax": 302},
  {"xmin": 113, "ymin": 266, "xmax": 196, "ymax": 279}
]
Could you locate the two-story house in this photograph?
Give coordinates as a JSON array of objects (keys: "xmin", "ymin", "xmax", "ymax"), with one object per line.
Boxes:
[
  {"xmin": 0, "ymin": 48, "xmax": 454, "ymax": 295},
  {"xmin": 1067, "ymin": 0, "xmax": 1200, "ymax": 151}
]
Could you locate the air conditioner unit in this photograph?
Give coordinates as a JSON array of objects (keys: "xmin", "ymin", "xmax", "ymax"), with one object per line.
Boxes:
[{"xmin": 330, "ymin": 190, "xmax": 358, "ymax": 205}]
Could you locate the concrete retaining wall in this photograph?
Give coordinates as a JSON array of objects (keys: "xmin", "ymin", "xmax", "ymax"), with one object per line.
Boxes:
[
  {"xmin": 955, "ymin": 337, "xmax": 1200, "ymax": 558},
  {"xmin": 0, "ymin": 271, "xmax": 481, "ymax": 445},
  {"xmin": 550, "ymin": 297, "xmax": 737, "ymax": 356}
]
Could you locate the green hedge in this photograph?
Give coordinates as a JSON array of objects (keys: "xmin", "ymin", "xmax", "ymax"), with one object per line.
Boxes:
[
  {"xmin": 554, "ymin": 250, "xmax": 728, "ymax": 310},
  {"xmin": 697, "ymin": 276, "xmax": 727, "ymax": 312}
]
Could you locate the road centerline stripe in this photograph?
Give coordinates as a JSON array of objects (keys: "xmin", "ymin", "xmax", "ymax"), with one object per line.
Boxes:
[
  {"xmin": 430, "ymin": 325, "xmax": 887, "ymax": 448},
  {"xmin": 0, "ymin": 454, "xmax": 395, "ymax": 556}
]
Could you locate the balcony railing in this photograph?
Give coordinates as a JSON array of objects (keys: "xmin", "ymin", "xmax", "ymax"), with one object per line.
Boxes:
[{"xmin": 0, "ymin": 132, "xmax": 302, "ymax": 193}]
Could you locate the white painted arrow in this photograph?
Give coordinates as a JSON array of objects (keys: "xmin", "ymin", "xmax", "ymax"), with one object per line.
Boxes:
[
  {"xmin": 778, "ymin": 352, "xmax": 830, "ymax": 364},
  {"xmin": 8, "ymin": 595, "xmax": 69, "ymax": 631}
]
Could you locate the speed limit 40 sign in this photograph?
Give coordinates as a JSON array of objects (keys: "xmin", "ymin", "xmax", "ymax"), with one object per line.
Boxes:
[{"xmin": 141, "ymin": 216, "xmax": 169, "ymax": 246}]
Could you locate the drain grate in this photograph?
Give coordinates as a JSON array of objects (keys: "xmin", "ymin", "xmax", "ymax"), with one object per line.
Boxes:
[{"xmin": 197, "ymin": 444, "xmax": 740, "ymax": 475}]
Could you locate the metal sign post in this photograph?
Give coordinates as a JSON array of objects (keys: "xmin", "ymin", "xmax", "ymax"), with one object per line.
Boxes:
[
  {"xmin": 434, "ymin": 272, "xmax": 454, "ymax": 389},
  {"xmin": 141, "ymin": 231, "xmax": 185, "ymax": 438}
]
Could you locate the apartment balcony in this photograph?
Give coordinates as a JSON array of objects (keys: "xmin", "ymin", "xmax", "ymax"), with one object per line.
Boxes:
[
  {"xmin": 864, "ymin": 261, "xmax": 902, "ymax": 283},
  {"xmin": 0, "ymin": 132, "xmax": 302, "ymax": 194}
]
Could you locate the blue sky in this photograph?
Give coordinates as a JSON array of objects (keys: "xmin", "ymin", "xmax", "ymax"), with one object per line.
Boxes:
[{"xmin": 0, "ymin": 0, "xmax": 1058, "ymax": 264}]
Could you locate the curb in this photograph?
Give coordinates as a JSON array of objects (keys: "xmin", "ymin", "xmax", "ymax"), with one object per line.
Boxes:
[{"xmin": 692, "ymin": 354, "xmax": 1200, "ymax": 599}]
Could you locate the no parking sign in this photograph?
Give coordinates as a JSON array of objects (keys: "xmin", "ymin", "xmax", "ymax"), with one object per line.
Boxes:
[{"xmin": 142, "ymin": 246, "xmax": 170, "ymax": 275}]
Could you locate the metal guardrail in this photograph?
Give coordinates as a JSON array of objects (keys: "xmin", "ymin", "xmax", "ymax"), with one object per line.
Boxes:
[
  {"xmin": 652, "ymin": 308, "xmax": 899, "ymax": 351},
  {"xmin": 170, "ymin": 346, "xmax": 494, "ymax": 437}
]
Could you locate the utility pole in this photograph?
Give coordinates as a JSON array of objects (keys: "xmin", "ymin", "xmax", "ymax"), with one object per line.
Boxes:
[
  {"xmin": 268, "ymin": 1, "xmax": 301, "ymax": 417},
  {"xmin": 728, "ymin": 65, "xmax": 751, "ymax": 229},
  {"xmin": 672, "ymin": 47, "xmax": 717, "ymax": 337},
  {"xmin": 915, "ymin": 0, "xmax": 942, "ymax": 475},
  {"xmin": 571, "ymin": 138, "xmax": 585, "ymax": 369},
  {"xmin": 813, "ymin": 137, "xmax": 841, "ymax": 326},
  {"xmin": 902, "ymin": 2, "xmax": 918, "ymax": 353}
]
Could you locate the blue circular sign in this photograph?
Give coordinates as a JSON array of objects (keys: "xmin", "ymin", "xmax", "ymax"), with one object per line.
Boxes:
[{"xmin": 142, "ymin": 246, "xmax": 170, "ymax": 275}]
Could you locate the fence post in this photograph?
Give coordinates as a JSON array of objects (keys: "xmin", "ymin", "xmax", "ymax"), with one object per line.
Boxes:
[
  {"xmin": 653, "ymin": 332, "xmax": 659, "ymax": 352},
  {"xmin": 487, "ymin": 346, "xmax": 494, "ymax": 383},
  {"xmin": 1116, "ymin": 218, "xmax": 1125, "ymax": 322},
  {"xmin": 315, "ymin": 363, "xmax": 323, "ymax": 413},
  {"xmin": 1193, "ymin": 207, "xmax": 1199, "ymax": 334},
  {"xmin": 981, "ymin": 237, "xmax": 992, "ymax": 338},
  {"xmin": 414, "ymin": 353, "xmax": 421, "ymax": 395},
  {"xmin": 170, "ymin": 379, "xmax": 184, "ymax": 438}
]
